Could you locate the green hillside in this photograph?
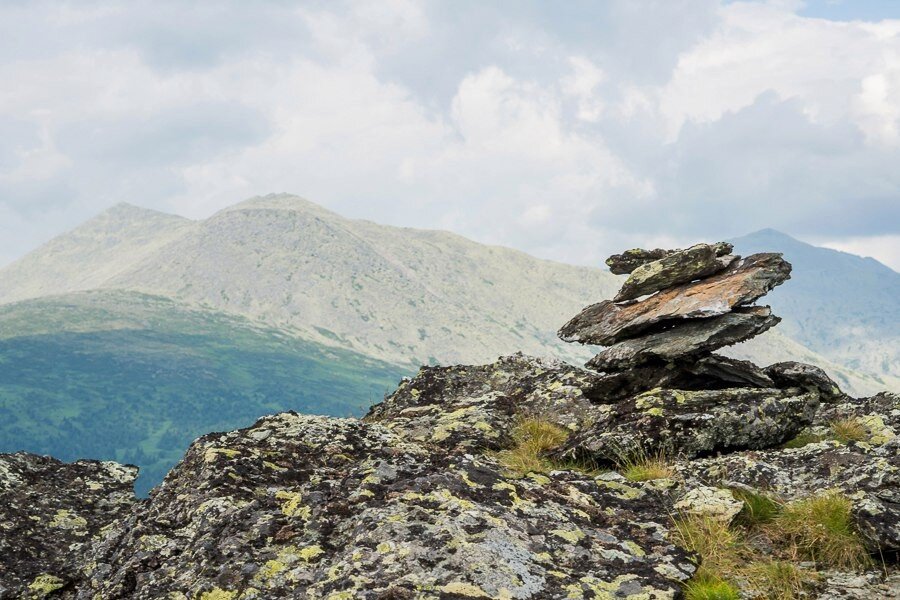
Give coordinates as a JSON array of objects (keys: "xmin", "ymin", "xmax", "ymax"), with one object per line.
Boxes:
[{"xmin": 0, "ymin": 291, "xmax": 407, "ymax": 495}]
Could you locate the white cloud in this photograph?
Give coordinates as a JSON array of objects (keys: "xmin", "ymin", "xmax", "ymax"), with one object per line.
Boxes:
[{"xmin": 0, "ymin": 0, "xmax": 898, "ymax": 270}]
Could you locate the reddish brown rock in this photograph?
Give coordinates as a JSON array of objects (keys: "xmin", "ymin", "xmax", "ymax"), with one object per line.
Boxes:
[{"xmin": 560, "ymin": 253, "xmax": 791, "ymax": 346}]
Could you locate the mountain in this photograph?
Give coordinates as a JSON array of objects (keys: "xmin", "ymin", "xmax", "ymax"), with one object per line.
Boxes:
[
  {"xmin": 0, "ymin": 195, "xmax": 618, "ymax": 367},
  {"xmin": 729, "ymin": 228, "xmax": 900, "ymax": 386},
  {"xmin": 0, "ymin": 290, "xmax": 403, "ymax": 495}
]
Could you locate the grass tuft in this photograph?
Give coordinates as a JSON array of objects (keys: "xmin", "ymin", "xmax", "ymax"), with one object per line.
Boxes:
[
  {"xmin": 674, "ymin": 490, "xmax": 871, "ymax": 598},
  {"xmin": 731, "ymin": 488, "xmax": 782, "ymax": 527},
  {"xmin": 683, "ymin": 570, "xmax": 740, "ymax": 600},
  {"xmin": 781, "ymin": 430, "xmax": 825, "ymax": 449},
  {"xmin": 746, "ymin": 560, "xmax": 811, "ymax": 600},
  {"xmin": 493, "ymin": 417, "xmax": 570, "ymax": 477},
  {"xmin": 773, "ymin": 491, "xmax": 871, "ymax": 570},
  {"xmin": 616, "ymin": 448, "xmax": 674, "ymax": 482},
  {"xmin": 829, "ymin": 418, "xmax": 869, "ymax": 444}
]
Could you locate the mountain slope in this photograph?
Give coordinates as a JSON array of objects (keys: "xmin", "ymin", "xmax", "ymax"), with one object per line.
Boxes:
[
  {"xmin": 0, "ymin": 290, "xmax": 404, "ymax": 495},
  {"xmin": 0, "ymin": 194, "xmax": 619, "ymax": 367},
  {"xmin": 730, "ymin": 228, "xmax": 900, "ymax": 383},
  {"xmin": 0, "ymin": 203, "xmax": 194, "ymax": 302}
]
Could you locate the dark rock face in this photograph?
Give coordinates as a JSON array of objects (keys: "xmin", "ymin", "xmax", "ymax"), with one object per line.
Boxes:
[
  {"xmin": 586, "ymin": 306, "xmax": 780, "ymax": 370},
  {"xmin": 0, "ymin": 453, "xmax": 136, "ymax": 599},
  {"xmin": 560, "ymin": 253, "xmax": 791, "ymax": 346},
  {"xmin": 614, "ymin": 243, "xmax": 738, "ymax": 302}
]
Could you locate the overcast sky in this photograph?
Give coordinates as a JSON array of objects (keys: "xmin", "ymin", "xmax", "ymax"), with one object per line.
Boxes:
[{"xmin": 2, "ymin": 0, "xmax": 899, "ymax": 270}]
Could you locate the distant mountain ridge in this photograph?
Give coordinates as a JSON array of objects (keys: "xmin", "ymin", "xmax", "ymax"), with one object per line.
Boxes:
[
  {"xmin": 728, "ymin": 228, "xmax": 900, "ymax": 390},
  {"xmin": 0, "ymin": 194, "xmax": 619, "ymax": 367},
  {"xmin": 0, "ymin": 194, "xmax": 896, "ymax": 396}
]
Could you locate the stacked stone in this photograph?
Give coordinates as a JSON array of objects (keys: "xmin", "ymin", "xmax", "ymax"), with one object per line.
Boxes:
[{"xmin": 559, "ymin": 242, "xmax": 790, "ymax": 382}]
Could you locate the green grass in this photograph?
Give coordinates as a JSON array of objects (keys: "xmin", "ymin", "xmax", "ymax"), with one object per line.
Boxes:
[
  {"xmin": 0, "ymin": 292, "xmax": 407, "ymax": 496},
  {"xmin": 774, "ymin": 491, "xmax": 871, "ymax": 570},
  {"xmin": 731, "ymin": 488, "xmax": 782, "ymax": 527},
  {"xmin": 683, "ymin": 571, "xmax": 740, "ymax": 600},
  {"xmin": 674, "ymin": 489, "xmax": 869, "ymax": 598},
  {"xmin": 829, "ymin": 418, "xmax": 870, "ymax": 444}
]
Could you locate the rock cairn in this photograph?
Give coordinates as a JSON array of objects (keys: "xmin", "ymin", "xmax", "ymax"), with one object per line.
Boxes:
[
  {"xmin": 560, "ymin": 242, "xmax": 789, "ymax": 376},
  {"xmin": 549, "ymin": 242, "xmax": 844, "ymax": 466}
]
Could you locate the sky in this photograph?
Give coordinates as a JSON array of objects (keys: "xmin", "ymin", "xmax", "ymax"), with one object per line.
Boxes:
[{"xmin": 1, "ymin": 0, "xmax": 899, "ymax": 271}]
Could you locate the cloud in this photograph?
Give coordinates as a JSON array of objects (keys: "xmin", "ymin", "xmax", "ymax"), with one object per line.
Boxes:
[{"xmin": 0, "ymin": 0, "xmax": 898, "ymax": 270}]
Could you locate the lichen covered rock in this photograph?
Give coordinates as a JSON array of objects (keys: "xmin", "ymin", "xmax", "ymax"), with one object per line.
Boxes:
[
  {"xmin": 0, "ymin": 453, "xmax": 137, "ymax": 599},
  {"xmin": 552, "ymin": 386, "xmax": 819, "ymax": 465},
  {"xmin": 80, "ymin": 412, "xmax": 695, "ymax": 599}
]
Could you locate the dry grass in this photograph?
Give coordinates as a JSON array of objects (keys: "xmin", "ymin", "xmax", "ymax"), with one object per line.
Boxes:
[
  {"xmin": 829, "ymin": 418, "xmax": 870, "ymax": 444},
  {"xmin": 745, "ymin": 560, "xmax": 811, "ymax": 600},
  {"xmin": 493, "ymin": 417, "xmax": 570, "ymax": 477},
  {"xmin": 616, "ymin": 447, "xmax": 674, "ymax": 482},
  {"xmin": 772, "ymin": 491, "xmax": 871, "ymax": 570},
  {"xmin": 674, "ymin": 490, "xmax": 870, "ymax": 598}
]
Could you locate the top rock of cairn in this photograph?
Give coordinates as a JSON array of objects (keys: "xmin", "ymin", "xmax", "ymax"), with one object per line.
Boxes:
[{"xmin": 561, "ymin": 242, "xmax": 791, "ymax": 372}]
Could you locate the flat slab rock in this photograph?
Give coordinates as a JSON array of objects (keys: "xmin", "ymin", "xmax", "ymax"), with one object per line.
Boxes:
[
  {"xmin": 561, "ymin": 252, "xmax": 792, "ymax": 346},
  {"xmin": 605, "ymin": 242, "xmax": 732, "ymax": 275},
  {"xmin": 79, "ymin": 412, "xmax": 695, "ymax": 599},
  {"xmin": 614, "ymin": 243, "xmax": 737, "ymax": 302},
  {"xmin": 551, "ymin": 386, "xmax": 819, "ymax": 465},
  {"xmin": 0, "ymin": 453, "xmax": 137, "ymax": 599},
  {"xmin": 586, "ymin": 306, "xmax": 780, "ymax": 371}
]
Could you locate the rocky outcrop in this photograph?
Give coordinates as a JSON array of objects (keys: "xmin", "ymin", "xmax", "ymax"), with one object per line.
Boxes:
[
  {"xmin": 0, "ymin": 241, "xmax": 896, "ymax": 599},
  {"xmin": 614, "ymin": 243, "xmax": 737, "ymax": 302},
  {"xmin": 0, "ymin": 453, "xmax": 137, "ymax": 599}
]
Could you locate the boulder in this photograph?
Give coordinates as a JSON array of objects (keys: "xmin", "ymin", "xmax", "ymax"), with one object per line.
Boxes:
[
  {"xmin": 680, "ymin": 354, "xmax": 775, "ymax": 388},
  {"xmin": 81, "ymin": 412, "xmax": 695, "ymax": 599},
  {"xmin": 0, "ymin": 453, "xmax": 137, "ymax": 599},
  {"xmin": 614, "ymin": 243, "xmax": 738, "ymax": 302},
  {"xmin": 586, "ymin": 306, "xmax": 780, "ymax": 371},
  {"xmin": 765, "ymin": 361, "xmax": 846, "ymax": 403},
  {"xmin": 551, "ymin": 386, "xmax": 819, "ymax": 465},
  {"xmin": 560, "ymin": 253, "xmax": 792, "ymax": 346}
]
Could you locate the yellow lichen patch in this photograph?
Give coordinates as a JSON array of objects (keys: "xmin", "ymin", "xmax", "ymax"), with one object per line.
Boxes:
[
  {"xmin": 297, "ymin": 545, "xmax": 325, "ymax": 561},
  {"xmin": 28, "ymin": 574, "xmax": 66, "ymax": 595},
  {"xmin": 203, "ymin": 447, "xmax": 241, "ymax": 463},
  {"xmin": 275, "ymin": 490, "xmax": 311, "ymax": 520},
  {"xmin": 551, "ymin": 527, "xmax": 585, "ymax": 544},
  {"xmin": 257, "ymin": 559, "xmax": 286, "ymax": 580},
  {"xmin": 49, "ymin": 509, "xmax": 88, "ymax": 530},
  {"xmin": 858, "ymin": 414, "xmax": 896, "ymax": 444},
  {"xmin": 594, "ymin": 478, "xmax": 643, "ymax": 500},
  {"xmin": 198, "ymin": 588, "xmax": 238, "ymax": 600},
  {"xmin": 439, "ymin": 581, "xmax": 489, "ymax": 596}
]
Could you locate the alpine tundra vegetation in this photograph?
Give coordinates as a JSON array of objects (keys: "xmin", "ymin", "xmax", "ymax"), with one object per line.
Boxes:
[{"xmin": 1, "ymin": 241, "xmax": 898, "ymax": 599}]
